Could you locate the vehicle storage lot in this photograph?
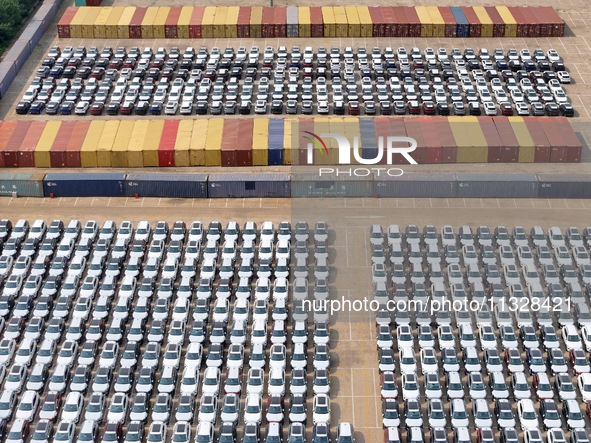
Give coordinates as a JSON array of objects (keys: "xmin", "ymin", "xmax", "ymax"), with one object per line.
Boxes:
[{"xmin": 3, "ymin": 197, "xmax": 591, "ymax": 442}]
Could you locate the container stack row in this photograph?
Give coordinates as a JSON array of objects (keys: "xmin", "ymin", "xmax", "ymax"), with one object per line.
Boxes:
[
  {"xmin": 0, "ymin": 117, "xmax": 581, "ymax": 168},
  {"xmin": 57, "ymin": 5, "xmax": 565, "ymax": 39}
]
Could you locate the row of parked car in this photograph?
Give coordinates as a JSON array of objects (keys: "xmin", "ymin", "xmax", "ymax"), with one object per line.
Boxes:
[{"xmin": 15, "ymin": 45, "xmax": 574, "ymax": 117}]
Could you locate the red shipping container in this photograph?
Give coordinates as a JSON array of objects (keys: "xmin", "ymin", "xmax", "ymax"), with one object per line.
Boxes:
[
  {"xmin": 418, "ymin": 118, "xmax": 442, "ymax": 164},
  {"xmin": 237, "ymin": 7, "xmax": 251, "ymax": 38},
  {"xmin": 462, "ymin": 7, "xmax": 481, "ymax": 37},
  {"xmin": 538, "ymin": 118, "xmax": 567, "ymax": 163},
  {"xmin": 165, "ymin": 7, "xmax": 181, "ymax": 38},
  {"xmin": 388, "ymin": 119, "xmax": 408, "ymax": 166},
  {"xmin": 403, "ymin": 119, "xmax": 425, "ymax": 164},
  {"xmin": 19, "ymin": 121, "xmax": 45, "ymax": 168},
  {"xmin": 237, "ymin": 120, "xmax": 254, "ymax": 166},
  {"xmin": 435, "ymin": 119, "xmax": 457, "ymax": 163},
  {"xmin": 439, "ymin": 7, "xmax": 458, "ymax": 38},
  {"xmin": 520, "ymin": 7, "xmax": 539, "ymax": 37},
  {"xmin": 368, "ymin": 7, "xmax": 382, "ymax": 37},
  {"xmin": 221, "ymin": 120, "xmax": 239, "ymax": 167},
  {"xmin": 508, "ymin": 7, "xmax": 528, "ymax": 37},
  {"xmin": 158, "ymin": 121, "xmax": 178, "ymax": 167},
  {"xmin": 390, "ymin": 7, "xmax": 404, "ymax": 38},
  {"xmin": 129, "ymin": 8, "xmax": 147, "ymax": 39},
  {"xmin": 189, "ymin": 7, "xmax": 204, "ymax": 39},
  {"xmin": 485, "ymin": 6, "xmax": 505, "ymax": 37},
  {"xmin": 310, "ymin": 7, "xmax": 323, "ymax": 37},
  {"xmin": 50, "ymin": 121, "xmax": 76, "ymax": 168},
  {"xmin": 554, "ymin": 119, "xmax": 582, "ymax": 162},
  {"xmin": 274, "ymin": 7, "xmax": 286, "ymax": 37},
  {"xmin": 381, "ymin": 7, "xmax": 395, "ymax": 37},
  {"xmin": 298, "ymin": 119, "xmax": 314, "ymax": 165},
  {"xmin": 403, "ymin": 7, "xmax": 421, "ymax": 37},
  {"xmin": 3, "ymin": 121, "xmax": 32, "ymax": 167},
  {"xmin": 65, "ymin": 121, "xmax": 90, "ymax": 168},
  {"xmin": 477, "ymin": 117, "xmax": 504, "ymax": 163},
  {"xmin": 490, "ymin": 117, "xmax": 519, "ymax": 163},
  {"xmin": 57, "ymin": 6, "xmax": 77, "ymax": 38},
  {"xmin": 0, "ymin": 122, "xmax": 16, "ymax": 168},
  {"xmin": 540, "ymin": 6, "xmax": 564, "ymax": 37},
  {"xmin": 522, "ymin": 119, "xmax": 550, "ymax": 162},
  {"xmin": 261, "ymin": 7, "xmax": 275, "ymax": 38}
]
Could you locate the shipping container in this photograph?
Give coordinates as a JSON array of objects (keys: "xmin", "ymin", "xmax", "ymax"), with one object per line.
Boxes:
[
  {"xmin": 129, "ymin": 7, "xmax": 146, "ymax": 39},
  {"xmin": 268, "ymin": 119, "xmax": 284, "ymax": 166},
  {"xmin": 205, "ymin": 119, "xmax": 223, "ymax": 166},
  {"xmin": 370, "ymin": 118, "xmax": 387, "ymax": 165},
  {"xmin": 117, "ymin": 7, "xmax": 135, "ymax": 38},
  {"xmin": 18, "ymin": 121, "xmax": 45, "ymax": 168},
  {"xmin": 200, "ymin": 6, "xmax": 215, "ymax": 38},
  {"xmin": 212, "ymin": 6, "xmax": 227, "ymax": 38},
  {"xmin": 537, "ymin": 175, "xmax": 591, "ymax": 198},
  {"xmin": 321, "ymin": 7, "xmax": 335, "ymax": 37},
  {"xmin": 188, "ymin": 6, "xmax": 204, "ymax": 38},
  {"xmin": 404, "ymin": 7, "xmax": 422, "ymax": 37},
  {"xmin": 450, "ymin": 6, "xmax": 470, "ymax": 37},
  {"xmin": 427, "ymin": 6, "xmax": 445, "ymax": 37},
  {"xmin": 142, "ymin": 120, "xmax": 163, "ymax": 167},
  {"xmin": 111, "ymin": 120, "xmax": 134, "ymax": 168},
  {"xmin": 345, "ymin": 6, "xmax": 360, "ymax": 37},
  {"xmin": 81, "ymin": 121, "xmax": 105, "ymax": 168},
  {"xmin": 190, "ymin": 120, "xmax": 208, "ymax": 166},
  {"xmin": 208, "ymin": 173, "xmax": 290, "ymax": 198},
  {"xmin": 484, "ymin": 6, "xmax": 505, "ymax": 37},
  {"xmin": 541, "ymin": 6, "xmax": 564, "ymax": 37},
  {"xmin": 237, "ymin": 6, "xmax": 251, "ymax": 38},
  {"xmin": 473, "ymin": 6, "xmax": 493, "ymax": 37},
  {"xmin": 368, "ymin": 7, "xmax": 382, "ymax": 37},
  {"xmin": 357, "ymin": 6, "xmax": 372, "ymax": 37},
  {"xmin": 416, "ymin": 118, "xmax": 441, "ymax": 164},
  {"xmin": 328, "ymin": 118, "xmax": 346, "ymax": 164},
  {"xmin": 436, "ymin": 119, "xmax": 457, "ymax": 163},
  {"xmin": 43, "ymin": 173, "xmax": 126, "ymax": 198},
  {"xmin": 164, "ymin": 7, "xmax": 181, "ymax": 38},
  {"xmin": 104, "ymin": 7, "xmax": 124, "ymax": 38},
  {"xmin": 496, "ymin": 6, "xmax": 517, "ymax": 37},
  {"xmin": 523, "ymin": 118, "xmax": 551, "ymax": 162},
  {"xmin": 312, "ymin": 118, "xmax": 330, "ymax": 166},
  {"xmin": 309, "ymin": 7, "xmax": 323, "ymax": 38},
  {"xmin": 80, "ymin": 7, "xmax": 101, "ymax": 38},
  {"xmin": 490, "ymin": 116, "xmax": 519, "ymax": 162},
  {"xmin": 157, "ymin": 120, "xmax": 178, "ymax": 167},
  {"xmin": 380, "ymin": 7, "xmax": 395, "ymax": 37},
  {"xmin": 57, "ymin": 6, "xmax": 77, "ymax": 38},
  {"xmin": 237, "ymin": 119, "xmax": 254, "ymax": 167},
  {"xmin": 283, "ymin": 118, "xmax": 296, "ymax": 166},
  {"xmin": 252, "ymin": 118, "xmax": 268, "ymax": 166},
  {"xmin": 287, "ymin": 6, "xmax": 298, "ymax": 38},
  {"xmin": 34, "ymin": 121, "xmax": 59, "ymax": 168},
  {"xmin": 226, "ymin": 6, "xmax": 239, "ymax": 38},
  {"xmin": 0, "ymin": 173, "xmax": 45, "ymax": 198},
  {"xmin": 297, "ymin": 6, "xmax": 311, "ymax": 37},
  {"xmin": 3, "ymin": 121, "xmax": 32, "ymax": 168},
  {"xmin": 92, "ymin": 7, "xmax": 112, "ymax": 39},
  {"xmin": 506, "ymin": 117, "xmax": 534, "ymax": 163},
  {"xmin": 128, "ymin": 120, "xmax": 148, "ymax": 167},
  {"xmin": 174, "ymin": 120, "xmax": 193, "ymax": 167},
  {"xmin": 94, "ymin": 121, "xmax": 118, "ymax": 168},
  {"xmin": 274, "ymin": 7, "xmax": 287, "ymax": 38},
  {"xmin": 261, "ymin": 7, "xmax": 274, "ymax": 38},
  {"xmin": 375, "ymin": 173, "xmax": 457, "ymax": 198},
  {"xmin": 221, "ymin": 119, "xmax": 239, "ymax": 167},
  {"xmin": 477, "ymin": 117, "xmax": 503, "ymax": 163},
  {"xmin": 249, "ymin": 6, "xmax": 262, "ymax": 38},
  {"xmin": 508, "ymin": 7, "xmax": 527, "ymax": 37},
  {"xmin": 291, "ymin": 173, "xmax": 373, "ymax": 198},
  {"xmin": 68, "ymin": 7, "xmax": 90, "ymax": 38},
  {"xmin": 0, "ymin": 122, "xmax": 13, "ymax": 168},
  {"xmin": 63, "ymin": 121, "xmax": 88, "ymax": 168},
  {"xmin": 438, "ymin": 7, "xmax": 457, "ymax": 38},
  {"xmin": 448, "ymin": 117, "xmax": 483, "ymax": 163},
  {"xmin": 333, "ymin": 6, "xmax": 348, "ymax": 37},
  {"xmin": 457, "ymin": 174, "xmax": 539, "ymax": 198},
  {"xmin": 140, "ymin": 7, "xmax": 159, "ymax": 39},
  {"xmin": 152, "ymin": 7, "xmax": 169, "ymax": 39},
  {"xmin": 559, "ymin": 120, "xmax": 582, "ymax": 163},
  {"xmin": 125, "ymin": 173, "xmax": 207, "ymax": 198},
  {"xmin": 178, "ymin": 6, "xmax": 193, "ymax": 39},
  {"xmin": 461, "ymin": 7, "xmax": 481, "ymax": 37}
]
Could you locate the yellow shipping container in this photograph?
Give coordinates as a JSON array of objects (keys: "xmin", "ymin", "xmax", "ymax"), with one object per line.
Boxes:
[
  {"xmin": 448, "ymin": 116, "xmax": 487, "ymax": 163},
  {"xmin": 153, "ymin": 7, "xmax": 170, "ymax": 39},
  {"xmin": 345, "ymin": 6, "xmax": 360, "ymax": 37},
  {"xmin": 473, "ymin": 6, "xmax": 493, "ymax": 37},
  {"xmin": 93, "ymin": 7, "xmax": 112, "ymax": 39},
  {"xmin": 141, "ymin": 7, "xmax": 158, "ymax": 39},
  {"xmin": 177, "ymin": 6, "xmax": 192, "ymax": 39},
  {"xmin": 105, "ymin": 7, "xmax": 124, "ymax": 39},
  {"xmin": 111, "ymin": 120, "xmax": 134, "ymax": 167},
  {"xmin": 298, "ymin": 6, "xmax": 311, "ymax": 37},
  {"xmin": 322, "ymin": 7, "xmax": 335, "ymax": 37},
  {"xmin": 80, "ymin": 8, "xmax": 100, "ymax": 39},
  {"xmin": 80, "ymin": 121, "xmax": 105, "ymax": 168},
  {"xmin": 252, "ymin": 118, "xmax": 268, "ymax": 166},
  {"xmin": 174, "ymin": 120, "xmax": 193, "ymax": 167},
  {"xmin": 204, "ymin": 119, "xmax": 223, "ymax": 166},
  {"xmin": 201, "ymin": 6, "xmax": 216, "ymax": 38},
  {"xmin": 35, "ymin": 121, "xmax": 61, "ymax": 168},
  {"xmin": 142, "ymin": 120, "xmax": 164, "ymax": 167},
  {"xmin": 496, "ymin": 6, "xmax": 517, "ymax": 37},
  {"xmin": 190, "ymin": 120, "xmax": 208, "ymax": 166},
  {"xmin": 117, "ymin": 7, "xmax": 135, "ymax": 39},
  {"xmin": 226, "ymin": 6, "xmax": 239, "ymax": 38},
  {"xmin": 249, "ymin": 6, "xmax": 263, "ymax": 38},
  {"xmin": 96, "ymin": 121, "xmax": 119, "ymax": 168},
  {"xmin": 416, "ymin": 6, "xmax": 433, "ymax": 37},
  {"xmin": 213, "ymin": 6, "xmax": 227, "ymax": 38},
  {"xmin": 333, "ymin": 6, "xmax": 348, "ymax": 37},
  {"xmin": 508, "ymin": 117, "xmax": 535, "ymax": 163},
  {"xmin": 128, "ymin": 121, "xmax": 149, "ymax": 167},
  {"xmin": 426, "ymin": 6, "xmax": 445, "ymax": 37},
  {"xmin": 357, "ymin": 6, "xmax": 372, "ymax": 37},
  {"xmin": 69, "ymin": 7, "xmax": 89, "ymax": 39},
  {"xmin": 283, "ymin": 118, "xmax": 294, "ymax": 166}
]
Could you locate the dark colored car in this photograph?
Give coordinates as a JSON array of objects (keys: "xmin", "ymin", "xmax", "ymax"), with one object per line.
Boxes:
[
  {"xmin": 15, "ymin": 101, "xmax": 30, "ymax": 115},
  {"xmin": 90, "ymin": 102, "xmax": 104, "ymax": 115},
  {"xmin": 106, "ymin": 102, "xmax": 120, "ymax": 115},
  {"xmin": 60, "ymin": 101, "xmax": 75, "ymax": 115},
  {"xmin": 134, "ymin": 101, "xmax": 149, "ymax": 115}
]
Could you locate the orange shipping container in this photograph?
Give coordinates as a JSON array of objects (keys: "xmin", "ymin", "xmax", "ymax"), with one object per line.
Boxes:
[
  {"xmin": 19, "ymin": 121, "xmax": 45, "ymax": 168},
  {"xmin": 237, "ymin": 6, "xmax": 251, "ymax": 38},
  {"xmin": 221, "ymin": 120, "xmax": 239, "ymax": 167},
  {"xmin": 3, "ymin": 121, "xmax": 31, "ymax": 168},
  {"xmin": 57, "ymin": 6, "xmax": 77, "ymax": 38},
  {"xmin": 117, "ymin": 7, "xmax": 135, "ymax": 38},
  {"xmin": 237, "ymin": 119, "xmax": 253, "ymax": 166},
  {"xmin": 164, "ymin": 7, "xmax": 181, "ymax": 38},
  {"xmin": 462, "ymin": 7, "xmax": 481, "ymax": 37},
  {"xmin": 129, "ymin": 7, "xmax": 146, "ymax": 39},
  {"xmin": 142, "ymin": 120, "xmax": 164, "ymax": 167},
  {"xmin": 485, "ymin": 6, "xmax": 505, "ymax": 37},
  {"xmin": 0, "ymin": 122, "xmax": 15, "ymax": 168}
]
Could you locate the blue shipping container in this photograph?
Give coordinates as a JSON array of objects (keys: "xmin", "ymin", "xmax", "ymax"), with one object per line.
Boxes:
[
  {"xmin": 208, "ymin": 173, "xmax": 290, "ymax": 198},
  {"xmin": 43, "ymin": 173, "xmax": 126, "ymax": 197},
  {"xmin": 125, "ymin": 173, "xmax": 208, "ymax": 198},
  {"xmin": 450, "ymin": 7, "xmax": 470, "ymax": 38},
  {"xmin": 268, "ymin": 119, "xmax": 284, "ymax": 165},
  {"xmin": 359, "ymin": 119, "xmax": 377, "ymax": 161}
]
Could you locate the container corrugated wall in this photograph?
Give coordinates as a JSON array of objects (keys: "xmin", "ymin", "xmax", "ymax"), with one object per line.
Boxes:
[
  {"xmin": 507, "ymin": 117, "xmax": 535, "ymax": 163},
  {"xmin": 191, "ymin": 120, "xmax": 208, "ymax": 166},
  {"xmin": 125, "ymin": 173, "xmax": 208, "ymax": 198},
  {"xmin": 96, "ymin": 121, "xmax": 119, "ymax": 167},
  {"xmin": 128, "ymin": 120, "xmax": 148, "ymax": 167},
  {"xmin": 450, "ymin": 6, "xmax": 469, "ymax": 37},
  {"xmin": 253, "ymin": 118, "xmax": 268, "ymax": 166},
  {"xmin": 35, "ymin": 121, "xmax": 60, "ymax": 168},
  {"xmin": 479, "ymin": 117, "xmax": 504, "ymax": 163},
  {"xmin": 298, "ymin": 6, "xmax": 311, "ymax": 37},
  {"xmin": 418, "ymin": 117, "xmax": 442, "ymax": 164},
  {"xmin": 188, "ymin": 6, "xmax": 203, "ymax": 39},
  {"xmin": 492, "ymin": 116, "xmax": 519, "ymax": 163},
  {"xmin": 174, "ymin": 120, "xmax": 192, "ymax": 167},
  {"xmin": 158, "ymin": 120, "xmax": 179, "ymax": 167},
  {"xmin": 439, "ymin": 7, "xmax": 457, "ymax": 38},
  {"xmin": 81, "ymin": 121, "xmax": 105, "ymax": 167},
  {"xmin": 19, "ymin": 121, "xmax": 45, "ymax": 168},
  {"xmin": 237, "ymin": 119, "xmax": 254, "ymax": 167},
  {"xmin": 43, "ymin": 173, "xmax": 126, "ymax": 197},
  {"xmin": 523, "ymin": 118, "xmax": 551, "ymax": 162},
  {"xmin": 221, "ymin": 119, "xmax": 239, "ymax": 167},
  {"xmin": 457, "ymin": 174, "xmax": 539, "ymax": 198},
  {"xmin": 374, "ymin": 173, "xmax": 457, "ymax": 198},
  {"xmin": 208, "ymin": 173, "xmax": 290, "ymax": 198},
  {"xmin": 65, "ymin": 121, "xmax": 90, "ymax": 168},
  {"xmin": 497, "ymin": 6, "xmax": 517, "ymax": 37},
  {"xmin": 111, "ymin": 120, "xmax": 134, "ymax": 167},
  {"xmin": 291, "ymin": 173, "xmax": 373, "ymax": 198},
  {"xmin": 3, "ymin": 121, "xmax": 32, "ymax": 168},
  {"xmin": 0, "ymin": 173, "xmax": 45, "ymax": 197},
  {"xmin": 268, "ymin": 119, "xmax": 284, "ymax": 166},
  {"xmin": 143, "ymin": 120, "xmax": 164, "ymax": 167},
  {"xmin": 117, "ymin": 7, "xmax": 135, "ymax": 38},
  {"xmin": 537, "ymin": 175, "xmax": 591, "ymax": 199},
  {"xmin": 436, "ymin": 118, "xmax": 457, "ymax": 163},
  {"xmin": 205, "ymin": 119, "xmax": 223, "ymax": 166}
]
